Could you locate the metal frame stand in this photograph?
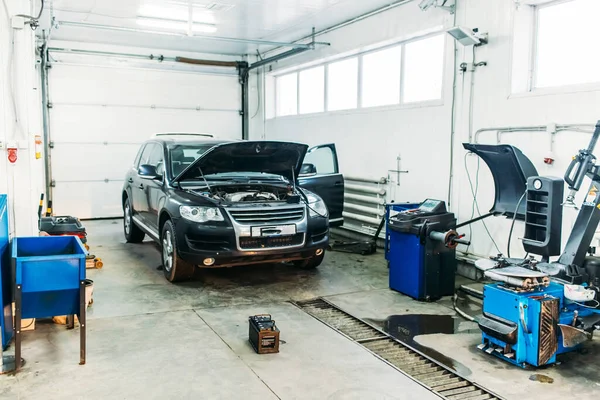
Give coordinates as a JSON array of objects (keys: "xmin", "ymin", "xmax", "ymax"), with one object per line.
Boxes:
[
  {"xmin": 79, "ymin": 279, "xmax": 86, "ymax": 365},
  {"xmin": 12, "ymin": 280, "xmax": 86, "ymax": 372},
  {"xmin": 15, "ymin": 284, "xmax": 22, "ymax": 370}
]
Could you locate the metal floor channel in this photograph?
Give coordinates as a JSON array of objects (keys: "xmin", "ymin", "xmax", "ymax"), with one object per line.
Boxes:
[{"xmin": 295, "ymin": 298, "xmax": 501, "ymax": 400}]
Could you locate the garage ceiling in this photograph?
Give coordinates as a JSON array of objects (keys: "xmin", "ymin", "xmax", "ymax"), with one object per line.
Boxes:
[{"xmin": 42, "ymin": 0, "xmax": 405, "ymax": 55}]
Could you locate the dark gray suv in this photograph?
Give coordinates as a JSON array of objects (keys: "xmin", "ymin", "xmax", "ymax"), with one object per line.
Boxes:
[{"xmin": 122, "ymin": 134, "xmax": 344, "ymax": 282}]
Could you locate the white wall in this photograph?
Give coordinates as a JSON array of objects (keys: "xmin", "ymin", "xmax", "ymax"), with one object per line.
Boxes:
[
  {"xmin": 263, "ymin": 4, "xmax": 453, "ymax": 205},
  {"xmin": 0, "ymin": 0, "xmax": 45, "ymax": 236},
  {"xmin": 257, "ymin": 0, "xmax": 600, "ymax": 259}
]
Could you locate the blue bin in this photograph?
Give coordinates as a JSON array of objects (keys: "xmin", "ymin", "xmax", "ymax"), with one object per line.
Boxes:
[
  {"xmin": 0, "ymin": 195, "xmax": 11, "ymax": 349},
  {"xmin": 12, "ymin": 235, "xmax": 87, "ymax": 369},
  {"xmin": 13, "ymin": 236, "xmax": 86, "ymax": 319},
  {"xmin": 384, "ymin": 203, "xmax": 419, "ymax": 262}
]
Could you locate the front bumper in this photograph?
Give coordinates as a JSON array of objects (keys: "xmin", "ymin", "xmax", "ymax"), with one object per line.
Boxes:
[{"xmin": 174, "ymin": 216, "xmax": 329, "ymax": 267}]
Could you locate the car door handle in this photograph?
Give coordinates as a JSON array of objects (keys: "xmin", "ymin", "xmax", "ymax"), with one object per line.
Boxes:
[
  {"xmin": 334, "ymin": 182, "xmax": 343, "ymax": 186},
  {"xmin": 138, "ymin": 184, "xmax": 144, "ymax": 190},
  {"xmin": 128, "ymin": 178, "xmax": 134, "ymax": 183}
]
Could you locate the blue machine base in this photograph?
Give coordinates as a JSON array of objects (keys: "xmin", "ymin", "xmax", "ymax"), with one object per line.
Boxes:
[{"xmin": 480, "ymin": 282, "xmax": 599, "ymax": 368}]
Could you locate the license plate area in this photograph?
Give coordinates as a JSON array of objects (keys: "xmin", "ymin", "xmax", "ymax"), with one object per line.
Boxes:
[{"xmin": 251, "ymin": 225, "xmax": 296, "ymax": 237}]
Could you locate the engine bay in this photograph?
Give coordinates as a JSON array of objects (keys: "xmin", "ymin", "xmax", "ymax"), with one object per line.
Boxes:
[{"xmin": 191, "ymin": 184, "xmax": 300, "ymax": 204}]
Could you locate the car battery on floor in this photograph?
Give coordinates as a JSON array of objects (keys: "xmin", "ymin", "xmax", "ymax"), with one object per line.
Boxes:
[{"xmin": 248, "ymin": 314, "xmax": 280, "ymax": 354}]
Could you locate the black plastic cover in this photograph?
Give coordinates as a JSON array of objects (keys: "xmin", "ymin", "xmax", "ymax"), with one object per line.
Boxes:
[
  {"xmin": 478, "ymin": 312, "xmax": 518, "ymax": 345},
  {"xmin": 388, "ymin": 212, "xmax": 456, "ymax": 236},
  {"xmin": 463, "ymin": 143, "xmax": 538, "ymax": 220},
  {"xmin": 39, "ymin": 216, "xmax": 86, "ymax": 235}
]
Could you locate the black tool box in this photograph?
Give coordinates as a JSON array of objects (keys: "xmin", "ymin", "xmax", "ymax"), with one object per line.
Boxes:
[
  {"xmin": 248, "ymin": 314, "xmax": 280, "ymax": 354},
  {"xmin": 39, "ymin": 216, "xmax": 87, "ymax": 243}
]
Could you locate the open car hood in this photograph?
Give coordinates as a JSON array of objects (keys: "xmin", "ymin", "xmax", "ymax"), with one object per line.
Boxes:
[{"xmin": 173, "ymin": 141, "xmax": 309, "ymax": 183}]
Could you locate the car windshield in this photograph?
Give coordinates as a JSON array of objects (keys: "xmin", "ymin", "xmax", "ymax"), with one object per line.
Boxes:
[{"xmin": 169, "ymin": 144, "xmax": 215, "ymax": 177}]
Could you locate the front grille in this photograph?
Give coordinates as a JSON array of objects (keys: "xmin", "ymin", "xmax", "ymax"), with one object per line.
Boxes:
[
  {"xmin": 239, "ymin": 233, "xmax": 304, "ymax": 250},
  {"xmin": 228, "ymin": 206, "xmax": 305, "ymax": 225},
  {"xmin": 538, "ymin": 298, "xmax": 559, "ymax": 366}
]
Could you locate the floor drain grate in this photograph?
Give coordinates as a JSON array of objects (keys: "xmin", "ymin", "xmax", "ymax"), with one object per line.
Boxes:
[{"xmin": 295, "ymin": 298, "xmax": 502, "ymax": 400}]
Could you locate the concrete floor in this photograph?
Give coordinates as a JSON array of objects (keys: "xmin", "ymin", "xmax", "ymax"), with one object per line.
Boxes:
[
  {"xmin": 0, "ymin": 220, "xmax": 437, "ymax": 400},
  {"xmin": 2, "ymin": 219, "xmax": 599, "ymax": 399}
]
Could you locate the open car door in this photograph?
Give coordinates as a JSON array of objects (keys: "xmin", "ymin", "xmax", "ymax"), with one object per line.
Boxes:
[{"xmin": 298, "ymin": 144, "xmax": 344, "ymax": 227}]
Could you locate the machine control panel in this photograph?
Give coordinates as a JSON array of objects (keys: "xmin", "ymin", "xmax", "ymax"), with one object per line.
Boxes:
[
  {"xmin": 418, "ymin": 199, "xmax": 446, "ymax": 213},
  {"xmin": 398, "ymin": 199, "xmax": 447, "ymax": 217}
]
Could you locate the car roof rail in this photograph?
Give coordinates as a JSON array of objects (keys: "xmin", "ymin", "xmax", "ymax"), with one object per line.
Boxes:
[{"xmin": 152, "ymin": 132, "xmax": 215, "ymax": 138}]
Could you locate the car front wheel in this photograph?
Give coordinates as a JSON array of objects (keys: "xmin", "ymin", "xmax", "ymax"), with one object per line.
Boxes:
[
  {"xmin": 161, "ymin": 220, "xmax": 195, "ymax": 282},
  {"xmin": 124, "ymin": 197, "xmax": 145, "ymax": 243}
]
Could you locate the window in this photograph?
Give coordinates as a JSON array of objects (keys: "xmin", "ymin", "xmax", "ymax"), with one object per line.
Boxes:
[
  {"xmin": 133, "ymin": 146, "xmax": 145, "ymax": 168},
  {"xmin": 139, "ymin": 144, "xmax": 157, "ymax": 167},
  {"xmin": 535, "ymin": 0, "xmax": 600, "ymax": 88},
  {"xmin": 169, "ymin": 144, "xmax": 214, "ymax": 176},
  {"xmin": 299, "ymin": 66, "xmax": 325, "ymax": 114},
  {"xmin": 303, "ymin": 146, "xmax": 338, "ymax": 175},
  {"xmin": 361, "ymin": 46, "xmax": 401, "ymax": 107},
  {"xmin": 147, "ymin": 144, "xmax": 164, "ymax": 175},
  {"xmin": 270, "ymin": 32, "xmax": 446, "ymax": 117},
  {"xmin": 403, "ymin": 34, "xmax": 445, "ymax": 103},
  {"xmin": 276, "ymin": 73, "xmax": 298, "ymax": 116},
  {"xmin": 327, "ymin": 58, "xmax": 358, "ymax": 111}
]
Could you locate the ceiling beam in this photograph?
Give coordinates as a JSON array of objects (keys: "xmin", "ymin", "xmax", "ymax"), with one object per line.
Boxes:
[{"xmin": 57, "ymin": 21, "xmax": 317, "ymax": 49}]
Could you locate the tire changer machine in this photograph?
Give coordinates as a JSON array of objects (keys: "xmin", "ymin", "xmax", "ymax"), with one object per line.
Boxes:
[{"xmin": 466, "ymin": 121, "xmax": 600, "ymax": 368}]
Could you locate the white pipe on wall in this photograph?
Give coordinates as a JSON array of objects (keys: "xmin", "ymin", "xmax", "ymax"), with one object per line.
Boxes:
[
  {"xmin": 345, "ymin": 184, "xmax": 386, "ymax": 196},
  {"xmin": 344, "ymin": 193, "xmax": 385, "ymax": 205}
]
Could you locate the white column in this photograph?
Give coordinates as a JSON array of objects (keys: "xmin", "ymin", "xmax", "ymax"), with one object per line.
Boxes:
[{"xmin": 0, "ymin": 0, "xmax": 45, "ymax": 237}]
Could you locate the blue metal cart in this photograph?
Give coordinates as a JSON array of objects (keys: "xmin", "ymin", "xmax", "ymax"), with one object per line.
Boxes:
[{"xmin": 12, "ymin": 235, "xmax": 87, "ymax": 370}]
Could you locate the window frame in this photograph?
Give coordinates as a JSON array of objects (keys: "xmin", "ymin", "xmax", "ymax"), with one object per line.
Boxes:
[
  {"xmin": 275, "ymin": 72, "xmax": 299, "ymax": 117},
  {"xmin": 271, "ymin": 30, "xmax": 446, "ymax": 119},
  {"xmin": 298, "ymin": 65, "xmax": 326, "ymax": 115},
  {"xmin": 528, "ymin": 0, "xmax": 600, "ymax": 93},
  {"xmin": 326, "ymin": 56, "xmax": 360, "ymax": 112}
]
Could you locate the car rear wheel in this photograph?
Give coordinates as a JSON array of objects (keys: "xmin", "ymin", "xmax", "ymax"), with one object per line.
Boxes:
[
  {"xmin": 161, "ymin": 220, "xmax": 195, "ymax": 282},
  {"xmin": 294, "ymin": 252, "xmax": 325, "ymax": 270},
  {"xmin": 124, "ymin": 197, "xmax": 145, "ymax": 243}
]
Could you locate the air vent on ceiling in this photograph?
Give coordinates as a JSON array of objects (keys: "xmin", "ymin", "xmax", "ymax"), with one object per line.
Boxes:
[{"xmin": 206, "ymin": 2, "xmax": 234, "ymax": 12}]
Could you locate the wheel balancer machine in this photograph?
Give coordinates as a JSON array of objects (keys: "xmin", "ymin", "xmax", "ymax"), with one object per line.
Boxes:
[{"xmin": 466, "ymin": 121, "xmax": 600, "ymax": 368}]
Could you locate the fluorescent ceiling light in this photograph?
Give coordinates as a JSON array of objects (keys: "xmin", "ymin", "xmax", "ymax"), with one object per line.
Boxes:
[
  {"xmin": 136, "ymin": 17, "xmax": 217, "ymax": 34},
  {"xmin": 138, "ymin": 4, "xmax": 216, "ymax": 24}
]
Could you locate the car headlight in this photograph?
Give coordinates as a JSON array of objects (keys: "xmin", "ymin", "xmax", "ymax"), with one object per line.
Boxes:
[
  {"xmin": 305, "ymin": 193, "xmax": 329, "ymax": 218},
  {"xmin": 180, "ymin": 206, "xmax": 224, "ymax": 222}
]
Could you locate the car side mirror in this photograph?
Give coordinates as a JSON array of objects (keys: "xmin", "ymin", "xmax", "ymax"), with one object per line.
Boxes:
[
  {"xmin": 300, "ymin": 163, "xmax": 317, "ymax": 175},
  {"xmin": 138, "ymin": 164, "xmax": 159, "ymax": 179}
]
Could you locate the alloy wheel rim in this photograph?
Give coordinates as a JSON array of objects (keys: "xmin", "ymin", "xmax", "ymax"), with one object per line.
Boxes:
[
  {"xmin": 124, "ymin": 203, "xmax": 131, "ymax": 234},
  {"xmin": 163, "ymin": 230, "xmax": 174, "ymax": 272}
]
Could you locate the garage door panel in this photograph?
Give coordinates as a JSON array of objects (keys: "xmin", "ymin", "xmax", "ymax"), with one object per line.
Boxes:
[
  {"xmin": 50, "ymin": 65, "xmax": 240, "ymax": 110},
  {"xmin": 51, "ymin": 144, "xmax": 139, "ymax": 182},
  {"xmin": 52, "ymin": 181, "xmax": 125, "ymax": 219},
  {"xmin": 50, "ymin": 106, "xmax": 241, "ymax": 142},
  {"xmin": 49, "ymin": 62, "xmax": 241, "ymax": 218}
]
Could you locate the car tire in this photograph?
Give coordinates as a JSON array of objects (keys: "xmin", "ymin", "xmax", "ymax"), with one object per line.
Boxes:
[
  {"xmin": 294, "ymin": 252, "xmax": 325, "ymax": 270},
  {"xmin": 161, "ymin": 220, "xmax": 195, "ymax": 282},
  {"xmin": 124, "ymin": 197, "xmax": 145, "ymax": 243}
]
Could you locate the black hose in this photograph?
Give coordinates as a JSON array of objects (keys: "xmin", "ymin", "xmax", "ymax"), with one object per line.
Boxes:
[
  {"xmin": 458, "ymin": 284, "xmax": 483, "ymax": 300},
  {"xmin": 453, "ymin": 294, "xmax": 476, "ymax": 322}
]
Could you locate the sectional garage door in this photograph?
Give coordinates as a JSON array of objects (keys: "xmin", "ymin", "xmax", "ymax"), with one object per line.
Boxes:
[{"xmin": 47, "ymin": 61, "xmax": 241, "ymax": 218}]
